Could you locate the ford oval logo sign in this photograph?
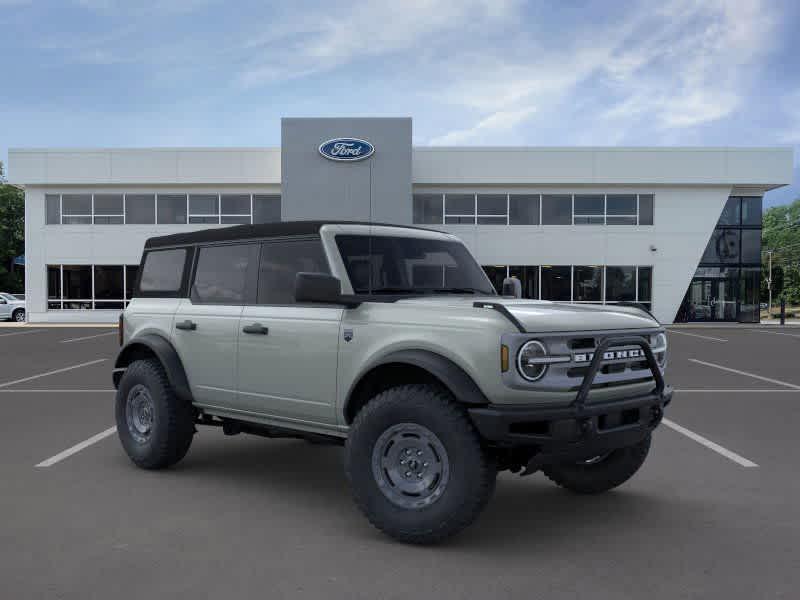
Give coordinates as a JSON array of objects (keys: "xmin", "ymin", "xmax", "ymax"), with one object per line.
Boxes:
[{"xmin": 318, "ymin": 138, "xmax": 375, "ymax": 162}]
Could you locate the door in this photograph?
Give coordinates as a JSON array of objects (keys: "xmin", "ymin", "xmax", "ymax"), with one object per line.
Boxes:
[
  {"xmin": 171, "ymin": 243, "xmax": 258, "ymax": 407},
  {"xmin": 235, "ymin": 238, "xmax": 343, "ymax": 426},
  {"xmin": 685, "ymin": 278, "xmax": 737, "ymax": 321},
  {"xmin": 0, "ymin": 296, "xmax": 10, "ymax": 319}
]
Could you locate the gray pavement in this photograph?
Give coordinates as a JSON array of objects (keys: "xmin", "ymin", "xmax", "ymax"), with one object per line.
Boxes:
[{"xmin": 0, "ymin": 325, "xmax": 798, "ymax": 599}]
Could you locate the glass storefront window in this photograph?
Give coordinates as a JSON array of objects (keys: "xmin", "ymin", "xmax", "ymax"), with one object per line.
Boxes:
[
  {"xmin": 739, "ymin": 267, "xmax": 760, "ymax": 323},
  {"xmin": 573, "ymin": 266, "xmax": 602, "ymax": 301},
  {"xmin": 482, "ymin": 266, "xmax": 507, "ymax": 295},
  {"xmin": 637, "ymin": 267, "xmax": 652, "ymax": 303},
  {"xmin": 509, "ymin": 266, "xmax": 539, "ymax": 299},
  {"xmin": 740, "ymin": 229, "xmax": 762, "ymax": 263},
  {"xmin": 741, "ymin": 197, "xmax": 762, "ymax": 226},
  {"xmin": 702, "ymin": 229, "xmax": 741, "ymax": 263},
  {"xmin": 606, "ymin": 266, "xmax": 636, "ymax": 301},
  {"xmin": 717, "ymin": 197, "xmax": 741, "ymax": 225},
  {"xmin": 541, "ymin": 266, "xmax": 571, "ymax": 300}
]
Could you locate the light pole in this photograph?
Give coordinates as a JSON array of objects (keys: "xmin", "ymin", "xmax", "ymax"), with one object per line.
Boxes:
[{"xmin": 767, "ymin": 250, "xmax": 773, "ymax": 319}]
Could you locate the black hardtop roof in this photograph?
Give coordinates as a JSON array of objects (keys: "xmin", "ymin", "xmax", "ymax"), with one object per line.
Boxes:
[{"xmin": 144, "ymin": 221, "xmax": 442, "ymax": 249}]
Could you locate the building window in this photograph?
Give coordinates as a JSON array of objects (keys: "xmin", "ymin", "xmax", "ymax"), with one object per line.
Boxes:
[
  {"xmin": 157, "ymin": 194, "xmax": 188, "ymax": 224},
  {"xmin": 605, "ymin": 266, "xmax": 636, "ymax": 302},
  {"xmin": 477, "ymin": 194, "xmax": 507, "ymax": 224},
  {"xmin": 46, "ymin": 194, "xmax": 61, "ymax": 225},
  {"xmin": 637, "ymin": 266, "xmax": 652, "ymax": 307},
  {"xmin": 702, "ymin": 229, "xmax": 741, "ymax": 263},
  {"xmin": 62, "ymin": 194, "xmax": 92, "ymax": 224},
  {"xmin": 221, "ymin": 194, "xmax": 251, "ymax": 224},
  {"xmin": 573, "ymin": 265, "xmax": 602, "ymax": 301},
  {"xmin": 541, "ymin": 195, "xmax": 572, "ymax": 225},
  {"xmin": 93, "ymin": 194, "xmax": 124, "ymax": 224},
  {"xmin": 541, "ymin": 266, "xmax": 572, "ymax": 300},
  {"xmin": 509, "ymin": 194, "xmax": 540, "ymax": 225},
  {"xmin": 509, "ymin": 265, "xmax": 539, "ymax": 298},
  {"xmin": 638, "ymin": 194, "xmax": 654, "ymax": 225},
  {"xmin": 413, "ymin": 194, "xmax": 443, "ymax": 224},
  {"xmin": 189, "ymin": 194, "xmax": 219, "ymax": 224},
  {"xmin": 47, "ymin": 264, "xmax": 140, "ymax": 310},
  {"xmin": 444, "ymin": 194, "xmax": 476, "ymax": 224},
  {"xmin": 573, "ymin": 195, "xmax": 604, "ymax": 225},
  {"xmin": 125, "ymin": 194, "xmax": 156, "ymax": 224},
  {"xmin": 253, "ymin": 194, "xmax": 281, "ymax": 224},
  {"xmin": 607, "ymin": 194, "xmax": 638, "ymax": 225},
  {"xmin": 482, "ymin": 266, "xmax": 508, "ymax": 295},
  {"xmin": 741, "ymin": 196, "xmax": 762, "ymax": 226}
]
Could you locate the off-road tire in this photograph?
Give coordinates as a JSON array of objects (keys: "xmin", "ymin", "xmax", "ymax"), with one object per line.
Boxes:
[
  {"xmin": 115, "ymin": 358, "xmax": 194, "ymax": 470},
  {"xmin": 12, "ymin": 309, "xmax": 25, "ymax": 322},
  {"xmin": 543, "ymin": 434, "xmax": 651, "ymax": 494},
  {"xmin": 345, "ymin": 384, "xmax": 496, "ymax": 544}
]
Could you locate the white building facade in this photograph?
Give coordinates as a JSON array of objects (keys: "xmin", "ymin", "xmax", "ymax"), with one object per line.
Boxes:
[{"xmin": 8, "ymin": 118, "xmax": 793, "ymax": 324}]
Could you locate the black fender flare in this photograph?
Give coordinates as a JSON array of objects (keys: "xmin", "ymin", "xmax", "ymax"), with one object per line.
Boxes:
[
  {"xmin": 113, "ymin": 333, "xmax": 193, "ymax": 403},
  {"xmin": 345, "ymin": 349, "xmax": 489, "ymax": 421}
]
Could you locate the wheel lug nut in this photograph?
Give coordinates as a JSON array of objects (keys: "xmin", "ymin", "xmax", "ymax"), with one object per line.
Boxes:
[
  {"xmin": 417, "ymin": 450, "xmax": 422, "ymax": 456},
  {"xmin": 423, "ymin": 462, "xmax": 428, "ymax": 467},
  {"xmin": 400, "ymin": 460, "xmax": 405, "ymax": 465},
  {"xmin": 405, "ymin": 471, "xmax": 412, "ymax": 477}
]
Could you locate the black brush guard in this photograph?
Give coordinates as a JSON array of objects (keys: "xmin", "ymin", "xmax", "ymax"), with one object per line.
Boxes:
[{"xmin": 468, "ymin": 334, "xmax": 673, "ymax": 469}]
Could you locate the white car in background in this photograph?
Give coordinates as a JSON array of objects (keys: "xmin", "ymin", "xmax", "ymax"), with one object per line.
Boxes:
[{"xmin": 0, "ymin": 293, "xmax": 26, "ymax": 322}]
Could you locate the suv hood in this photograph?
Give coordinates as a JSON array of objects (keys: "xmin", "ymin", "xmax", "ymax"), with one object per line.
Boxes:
[{"xmin": 395, "ymin": 296, "xmax": 659, "ymax": 332}]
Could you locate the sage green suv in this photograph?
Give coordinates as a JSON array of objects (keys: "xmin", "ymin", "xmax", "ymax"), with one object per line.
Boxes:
[{"xmin": 114, "ymin": 221, "xmax": 671, "ymax": 544}]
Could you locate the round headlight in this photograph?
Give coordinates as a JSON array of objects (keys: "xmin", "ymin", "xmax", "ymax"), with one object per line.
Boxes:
[{"xmin": 517, "ymin": 340, "xmax": 548, "ymax": 381}]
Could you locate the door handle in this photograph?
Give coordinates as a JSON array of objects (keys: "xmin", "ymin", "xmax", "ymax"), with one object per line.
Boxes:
[
  {"xmin": 176, "ymin": 320, "xmax": 197, "ymax": 331},
  {"xmin": 242, "ymin": 323, "xmax": 269, "ymax": 335}
]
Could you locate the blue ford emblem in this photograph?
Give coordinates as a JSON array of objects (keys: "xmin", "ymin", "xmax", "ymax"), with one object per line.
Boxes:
[{"xmin": 318, "ymin": 138, "xmax": 375, "ymax": 162}]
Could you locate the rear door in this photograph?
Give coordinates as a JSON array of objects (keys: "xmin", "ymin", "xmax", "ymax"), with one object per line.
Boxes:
[
  {"xmin": 172, "ymin": 242, "xmax": 259, "ymax": 408},
  {"xmin": 235, "ymin": 237, "xmax": 343, "ymax": 426}
]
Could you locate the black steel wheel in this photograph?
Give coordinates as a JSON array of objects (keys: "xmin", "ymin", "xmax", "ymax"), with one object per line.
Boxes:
[{"xmin": 346, "ymin": 384, "xmax": 496, "ymax": 544}]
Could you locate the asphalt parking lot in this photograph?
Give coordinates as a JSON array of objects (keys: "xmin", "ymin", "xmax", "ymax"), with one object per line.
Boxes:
[{"xmin": 1, "ymin": 325, "xmax": 799, "ymax": 599}]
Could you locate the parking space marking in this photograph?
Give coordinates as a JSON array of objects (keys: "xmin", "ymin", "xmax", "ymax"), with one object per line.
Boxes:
[
  {"xmin": 747, "ymin": 329, "xmax": 800, "ymax": 339},
  {"xmin": 689, "ymin": 358, "xmax": 800, "ymax": 390},
  {"xmin": 35, "ymin": 426, "xmax": 117, "ymax": 468},
  {"xmin": 0, "ymin": 329, "xmax": 44, "ymax": 338},
  {"xmin": 662, "ymin": 418, "xmax": 758, "ymax": 468},
  {"xmin": 667, "ymin": 330, "xmax": 728, "ymax": 342},
  {"xmin": 59, "ymin": 331, "xmax": 117, "ymax": 343},
  {"xmin": 0, "ymin": 359, "xmax": 107, "ymax": 389}
]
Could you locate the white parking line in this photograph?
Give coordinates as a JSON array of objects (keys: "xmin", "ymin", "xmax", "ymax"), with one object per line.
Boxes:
[
  {"xmin": 747, "ymin": 329, "xmax": 800, "ymax": 339},
  {"xmin": 0, "ymin": 359, "xmax": 106, "ymax": 389},
  {"xmin": 35, "ymin": 426, "xmax": 117, "ymax": 468},
  {"xmin": 0, "ymin": 329, "xmax": 44, "ymax": 338},
  {"xmin": 662, "ymin": 418, "xmax": 758, "ymax": 468},
  {"xmin": 689, "ymin": 358, "xmax": 800, "ymax": 390},
  {"xmin": 667, "ymin": 330, "xmax": 728, "ymax": 342},
  {"xmin": 60, "ymin": 331, "xmax": 117, "ymax": 343},
  {"xmin": 0, "ymin": 389, "xmax": 115, "ymax": 393}
]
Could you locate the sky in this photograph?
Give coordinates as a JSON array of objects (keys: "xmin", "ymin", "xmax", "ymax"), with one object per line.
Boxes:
[{"xmin": 1, "ymin": 0, "xmax": 798, "ymax": 207}]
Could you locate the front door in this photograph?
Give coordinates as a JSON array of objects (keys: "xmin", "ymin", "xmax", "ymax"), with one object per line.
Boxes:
[
  {"xmin": 235, "ymin": 237, "xmax": 342, "ymax": 427},
  {"xmin": 171, "ymin": 243, "xmax": 258, "ymax": 408},
  {"xmin": 685, "ymin": 277, "xmax": 738, "ymax": 321}
]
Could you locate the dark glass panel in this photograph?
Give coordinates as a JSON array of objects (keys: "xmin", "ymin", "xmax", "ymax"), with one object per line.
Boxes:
[
  {"xmin": 701, "ymin": 229, "xmax": 740, "ymax": 263},
  {"xmin": 62, "ymin": 265, "xmax": 92, "ymax": 299},
  {"xmin": 253, "ymin": 194, "xmax": 281, "ymax": 224},
  {"xmin": 637, "ymin": 266, "xmax": 653, "ymax": 302},
  {"xmin": 125, "ymin": 265, "xmax": 139, "ymax": 299},
  {"xmin": 477, "ymin": 194, "xmax": 507, "ymax": 215},
  {"xmin": 509, "ymin": 266, "xmax": 539, "ymax": 299},
  {"xmin": 93, "ymin": 194, "xmax": 123, "ymax": 215},
  {"xmin": 605, "ymin": 266, "xmax": 636, "ymax": 301},
  {"xmin": 482, "ymin": 266, "xmax": 507, "ymax": 295},
  {"xmin": 93, "ymin": 265, "xmax": 124, "ymax": 300},
  {"xmin": 125, "ymin": 194, "xmax": 156, "ymax": 224},
  {"xmin": 541, "ymin": 195, "xmax": 572, "ymax": 225},
  {"xmin": 412, "ymin": 194, "xmax": 443, "ymax": 224},
  {"xmin": 62, "ymin": 194, "xmax": 91, "ymax": 215},
  {"xmin": 191, "ymin": 244, "xmax": 254, "ymax": 304},
  {"xmin": 258, "ymin": 240, "xmax": 330, "ymax": 305},
  {"xmin": 47, "ymin": 266, "xmax": 61, "ymax": 299},
  {"xmin": 606, "ymin": 194, "xmax": 636, "ymax": 215},
  {"xmin": 541, "ymin": 266, "xmax": 571, "ymax": 300},
  {"xmin": 46, "ymin": 194, "xmax": 60, "ymax": 224},
  {"xmin": 741, "ymin": 196, "xmax": 762, "ymax": 226},
  {"xmin": 509, "ymin": 194, "xmax": 540, "ymax": 225},
  {"xmin": 573, "ymin": 266, "xmax": 602, "ymax": 301},
  {"xmin": 739, "ymin": 267, "xmax": 760, "ymax": 323},
  {"xmin": 221, "ymin": 194, "xmax": 250, "ymax": 215},
  {"xmin": 157, "ymin": 194, "xmax": 188, "ymax": 224},
  {"xmin": 638, "ymin": 194, "xmax": 654, "ymax": 225},
  {"xmin": 740, "ymin": 229, "xmax": 761, "ymax": 263},
  {"xmin": 189, "ymin": 194, "xmax": 218, "ymax": 215},
  {"xmin": 717, "ymin": 197, "xmax": 741, "ymax": 226}
]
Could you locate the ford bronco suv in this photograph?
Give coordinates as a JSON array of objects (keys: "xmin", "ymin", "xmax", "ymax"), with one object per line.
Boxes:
[{"xmin": 114, "ymin": 221, "xmax": 671, "ymax": 544}]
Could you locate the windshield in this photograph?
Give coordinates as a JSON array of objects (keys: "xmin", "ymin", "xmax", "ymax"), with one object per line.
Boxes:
[{"xmin": 335, "ymin": 234, "xmax": 496, "ymax": 296}]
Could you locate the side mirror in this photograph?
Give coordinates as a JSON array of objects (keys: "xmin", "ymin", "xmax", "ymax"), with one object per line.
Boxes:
[
  {"xmin": 501, "ymin": 277, "xmax": 522, "ymax": 298},
  {"xmin": 295, "ymin": 272, "xmax": 360, "ymax": 307}
]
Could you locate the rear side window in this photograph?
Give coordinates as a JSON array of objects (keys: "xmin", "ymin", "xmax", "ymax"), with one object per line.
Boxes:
[
  {"xmin": 191, "ymin": 244, "xmax": 257, "ymax": 304},
  {"xmin": 257, "ymin": 239, "xmax": 330, "ymax": 305},
  {"xmin": 139, "ymin": 249, "xmax": 187, "ymax": 294}
]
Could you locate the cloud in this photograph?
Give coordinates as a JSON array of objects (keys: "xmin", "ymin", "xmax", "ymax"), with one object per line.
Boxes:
[
  {"xmin": 429, "ymin": 107, "xmax": 536, "ymax": 145},
  {"xmin": 428, "ymin": 0, "xmax": 779, "ymax": 144}
]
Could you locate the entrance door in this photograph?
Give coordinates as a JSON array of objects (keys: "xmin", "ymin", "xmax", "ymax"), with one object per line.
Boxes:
[{"xmin": 684, "ymin": 278, "xmax": 738, "ymax": 321}]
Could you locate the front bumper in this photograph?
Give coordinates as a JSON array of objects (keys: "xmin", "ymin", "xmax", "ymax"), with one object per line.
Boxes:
[
  {"xmin": 469, "ymin": 386, "xmax": 672, "ymax": 457},
  {"xmin": 469, "ymin": 332, "xmax": 672, "ymax": 466}
]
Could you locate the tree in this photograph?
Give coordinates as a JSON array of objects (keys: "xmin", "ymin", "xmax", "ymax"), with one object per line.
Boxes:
[
  {"xmin": 0, "ymin": 161, "xmax": 25, "ymax": 293},
  {"xmin": 762, "ymin": 197, "xmax": 800, "ymax": 305}
]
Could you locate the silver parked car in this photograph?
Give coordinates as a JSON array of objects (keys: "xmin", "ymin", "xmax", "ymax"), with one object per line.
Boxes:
[
  {"xmin": 113, "ymin": 222, "xmax": 671, "ymax": 544},
  {"xmin": 0, "ymin": 293, "xmax": 26, "ymax": 322}
]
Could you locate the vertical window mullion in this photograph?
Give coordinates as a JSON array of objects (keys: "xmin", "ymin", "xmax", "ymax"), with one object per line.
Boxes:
[
  {"xmin": 123, "ymin": 193, "xmax": 127, "ymax": 225},
  {"xmin": 571, "ymin": 195, "xmax": 575, "ymax": 225},
  {"xmin": 155, "ymin": 194, "xmax": 159, "ymax": 225}
]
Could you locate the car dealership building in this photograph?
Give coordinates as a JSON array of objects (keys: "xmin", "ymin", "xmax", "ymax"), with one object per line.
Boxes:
[{"xmin": 8, "ymin": 117, "xmax": 794, "ymax": 324}]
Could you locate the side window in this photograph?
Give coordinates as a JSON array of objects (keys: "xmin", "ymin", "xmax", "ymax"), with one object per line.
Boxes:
[
  {"xmin": 191, "ymin": 244, "xmax": 256, "ymax": 304},
  {"xmin": 139, "ymin": 248, "xmax": 187, "ymax": 294},
  {"xmin": 257, "ymin": 239, "xmax": 330, "ymax": 305}
]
